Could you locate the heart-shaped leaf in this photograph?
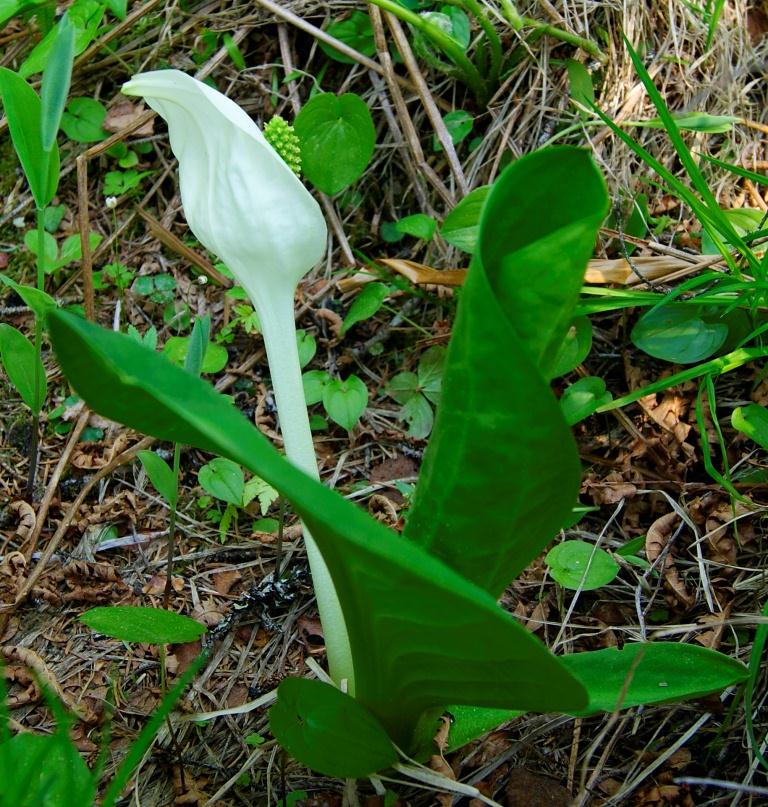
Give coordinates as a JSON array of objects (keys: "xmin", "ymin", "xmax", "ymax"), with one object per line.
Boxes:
[
  {"xmin": 323, "ymin": 375, "xmax": 368, "ymax": 429},
  {"xmin": 294, "ymin": 93, "xmax": 375, "ymax": 195}
]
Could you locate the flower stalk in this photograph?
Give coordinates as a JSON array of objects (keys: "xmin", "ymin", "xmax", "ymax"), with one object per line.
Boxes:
[{"xmin": 123, "ymin": 70, "xmax": 354, "ymax": 688}]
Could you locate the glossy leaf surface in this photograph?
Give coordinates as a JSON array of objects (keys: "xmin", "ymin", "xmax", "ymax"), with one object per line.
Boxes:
[
  {"xmin": 405, "ymin": 148, "xmax": 609, "ymax": 596},
  {"xmin": 564, "ymin": 643, "xmax": 749, "ymax": 714},
  {"xmin": 269, "ymin": 678, "xmax": 397, "ymax": 777},
  {"xmin": 0, "ymin": 67, "xmax": 60, "ymax": 208},
  {"xmin": 79, "ymin": 606, "xmax": 206, "ymax": 644},
  {"xmin": 48, "ymin": 309, "xmax": 588, "ymax": 746},
  {"xmin": 0, "ymin": 324, "xmax": 46, "ymax": 413},
  {"xmin": 294, "ymin": 93, "xmax": 376, "ymax": 195}
]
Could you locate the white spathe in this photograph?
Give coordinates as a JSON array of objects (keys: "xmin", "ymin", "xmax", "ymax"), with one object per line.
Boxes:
[{"xmin": 122, "ymin": 69, "xmax": 327, "ymax": 314}]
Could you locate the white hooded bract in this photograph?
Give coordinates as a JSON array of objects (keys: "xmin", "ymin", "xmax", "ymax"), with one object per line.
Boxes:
[{"xmin": 122, "ymin": 70, "xmax": 327, "ymax": 310}]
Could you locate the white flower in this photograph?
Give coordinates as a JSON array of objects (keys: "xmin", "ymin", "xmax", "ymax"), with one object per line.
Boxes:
[{"xmin": 121, "ymin": 70, "xmax": 327, "ymax": 315}]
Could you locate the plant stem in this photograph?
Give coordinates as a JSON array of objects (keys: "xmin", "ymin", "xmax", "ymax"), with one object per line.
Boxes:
[
  {"xmin": 458, "ymin": 0, "xmax": 503, "ymax": 85},
  {"xmin": 26, "ymin": 206, "xmax": 46, "ymax": 499},
  {"xmin": 498, "ymin": 0, "xmax": 607, "ymax": 64},
  {"xmin": 367, "ymin": 0, "xmax": 489, "ymax": 103},
  {"xmin": 256, "ymin": 289, "xmax": 354, "ymax": 690},
  {"xmin": 162, "ymin": 442, "xmax": 182, "ymax": 609}
]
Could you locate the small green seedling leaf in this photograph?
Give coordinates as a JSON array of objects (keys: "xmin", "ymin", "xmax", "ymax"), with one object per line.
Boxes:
[
  {"xmin": 24, "ymin": 228, "xmax": 58, "ymax": 266},
  {"xmin": 59, "ymin": 96, "xmax": 108, "ymax": 142},
  {"xmin": 550, "ymin": 316, "xmax": 592, "ymax": 378},
  {"xmin": 417, "ymin": 345, "xmax": 445, "ymax": 406},
  {"xmin": 545, "ymin": 540, "xmax": 619, "ymax": 591},
  {"xmin": 319, "ymin": 10, "xmax": 376, "ymax": 64},
  {"xmin": 632, "ymin": 304, "xmax": 728, "ymax": 364},
  {"xmin": 637, "ymin": 111, "xmax": 740, "ymax": 134},
  {"xmin": 39, "ymin": 12, "xmax": 75, "ymax": 151},
  {"xmin": 296, "ymin": 329, "xmax": 316, "ymax": 368},
  {"xmin": 137, "ymin": 450, "xmax": 176, "ymax": 504},
  {"xmin": 439, "ymin": 186, "xmax": 490, "ymax": 253},
  {"xmin": 0, "ymin": 324, "xmax": 46, "ymax": 413},
  {"xmin": 401, "ymin": 394, "xmax": 433, "ymax": 439},
  {"xmin": 341, "ymin": 282, "xmax": 388, "ymax": 335},
  {"xmin": 0, "ymin": 67, "xmax": 60, "ymax": 208},
  {"xmin": 184, "ymin": 314, "xmax": 211, "ymax": 377},
  {"xmin": 302, "ymin": 369, "xmax": 330, "ymax": 405},
  {"xmin": 564, "ymin": 642, "xmax": 749, "ymax": 714},
  {"xmin": 566, "ymin": 59, "xmax": 594, "ymax": 116},
  {"xmin": 294, "ymin": 93, "xmax": 376, "ymax": 195},
  {"xmin": 199, "ymin": 457, "xmax": 245, "ymax": 506},
  {"xmin": 433, "ymin": 110, "xmax": 473, "ymax": 151},
  {"xmin": 0, "ymin": 275, "xmax": 56, "ymax": 317},
  {"xmin": 559, "ymin": 376, "xmax": 611, "ymax": 425},
  {"xmin": 269, "ymin": 678, "xmax": 397, "ymax": 777},
  {"xmin": 162, "ymin": 336, "xmax": 228, "ymax": 374},
  {"xmin": 323, "ymin": 374, "xmax": 368, "ymax": 429},
  {"xmin": 732, "ymin": 403, "xmax": 768, "ymax": 451},
  {"xmin": 242, "ymin": 475, "xmax": 279, "ymax": 514},
  {"xmin": 394, "ymin": 213, "xmax": 436, "ymax": 241},
  {"xmin": 79, "ymin": 606, "xmax": 206, "ymax": 644},
  {"xmin": 387, "ymin": 371, "xmax": 419, "ymax": 404}
]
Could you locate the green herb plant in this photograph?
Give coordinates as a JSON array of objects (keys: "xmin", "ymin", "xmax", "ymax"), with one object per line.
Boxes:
[
  {"xmin": 358, "ymin": 0, "xmax": 605, "ymax": 105},
  {"xmin": 48, "ymin": 146, "xmax": 749, "ymax": 778},
  {"xmin": 0, "ymin": 14, "xmax": 75, "ymax": 496}
]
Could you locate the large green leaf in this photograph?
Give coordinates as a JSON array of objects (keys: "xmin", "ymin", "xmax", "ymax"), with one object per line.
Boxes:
[
  {"xmin": 405, "ymin": 148, "xmax": 608, "ymax": 596},
  {"xmin": 269, "ymin": 678, "xmax": 397, "ymax": 777},
  {"xmin": 438, "ymin": 642, "xmax": 748, "ymax": 754},
  {"xmin": 563, "ymin": 643, "xmax": 748, "ymax": 714},
  {"xmin": 48, "ymin": 309, "xmax": 587, "ymax": 748},
  {"xmin": 0, "ymin": 67, "xmax": 60, "ymax": 209}
]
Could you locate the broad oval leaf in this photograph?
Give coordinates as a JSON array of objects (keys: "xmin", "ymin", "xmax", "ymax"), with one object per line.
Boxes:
[
  {"xmin": 341, "ymin": 282, "xmax": 388, "ymax": 335},
  {"xmin": 632, "ymin": 303, "xmax": 728, "ymax": 364},
  {"xmin": 79, "ymin": 605, "xmax": 206, "ymax": 644},
  {"xmin": 545, "ymin": 540, "xmax": 619, "ymax": 591},
  {"xmin": 405, "ymin": 148, "xmax": 609, "ymax": 596},
  {"xmin": 269, "ymin": 678, "xmax": 397, "ymax": 777},
  {"xmin": 294, "ymin": 93, "xmax": 376, "ymax": 195},
  {"xmin": 48, "ymin": 308, "xmax": 589, "ymax": 747},
  {"xmin": 550, "ymin": 316, "xmax": 592, "ymax": 379},
  {"xmin": 559, "ymin": 376, "xmax": 612, "ymax": 426},
  {"xmin": 401, "ymin": 393, "xmax": 433, "ymax": 439},
  {"xmin": 439, "ymin": 186, "xmax": 489, "ymax": 254},
  {"xmin": 562, "ymin": 643, "xmax": 749, "ymax": 714},
  {"xmin": 137, "ymin": 450, "xmax": 176, "ymax": 504},
  {"xmin": 732, "ymin": 403, "xmax": 768, "ymax": 451},
  {"xmin": 0, "ymin": 324, "xmax": 46, "ymax": 413}
]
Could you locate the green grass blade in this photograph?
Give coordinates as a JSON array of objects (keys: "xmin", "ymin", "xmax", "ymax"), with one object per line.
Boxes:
[{"xmin": 599, "ymin": 346, "xmax": 768, "ymax": 411}]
